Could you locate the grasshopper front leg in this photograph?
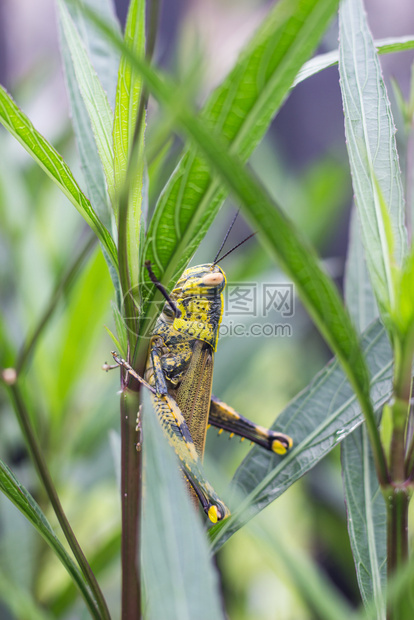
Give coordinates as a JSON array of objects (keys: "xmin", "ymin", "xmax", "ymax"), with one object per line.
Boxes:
[{"xmin": 209, "ymin": 395, "xmax": 293, "ymax": 454}]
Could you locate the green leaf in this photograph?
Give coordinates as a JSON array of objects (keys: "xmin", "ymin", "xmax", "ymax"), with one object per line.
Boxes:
[
  {"xmin": 294, "ymin": 35, "xmax": 414, "ymax": 87},
  {"xmin": 0, "ymin": 459, "xmax": 100, "ymax": 618},
  {"xmin": 59, "ymin": 8, "xmax": 113, "ymax": 231},
  {"xmin": 141, "ymin": 0, "xmax": 341, "ymax": 310},
  {"xmin": 338, "ymin": 0, "xmax": 407, "ymax": 318},
  {"xmin": 141, "ymin": 392, "xmax": 225, "ymax": 620},
  {"xmin": 210, "ymin": 320, "xmax": 393, "ymax": 551},
  {"xmin": 342, "ymin": 208, "xmax": 386, "ymax": 615},
  {"xmin": 113, "ymin": 0, "xmax": 146, "ymax": 289},
  {"xmin": 111, "ymin": 301, "xmax": 128, "ymax": 358},
  {"xmin": 0, "ymin": 85, "xmax": 118, "ymax": 269},
  {"xmin": 58, "ymin": 0, "xmax": 116, "ymax": 207}
]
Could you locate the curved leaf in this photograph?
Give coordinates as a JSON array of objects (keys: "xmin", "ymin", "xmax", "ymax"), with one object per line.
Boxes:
[
  {"xmin": 294, "ymin": 35, "xmax": 414, "ymax": 87},
  {"xmin": 339, "ymin": 0, "xmax": 407, "ymax": 317},
  {"xmin": 210, "ymin": 320, "xmax": 393, "ymax": 551},
  {"xmin": 141, "ymin": 0, "xmax": 340, "ymax": 309},
  {"xmin": 142, "ymin": 392, "xmax": 225, "ymax": 620},
  {"xmin": 0, "ymin": 85, "xmax": 118, "ymax": 269},
  {"xmin": 0, "ymin": 459, "xmax": 100, "ymax": 618}
]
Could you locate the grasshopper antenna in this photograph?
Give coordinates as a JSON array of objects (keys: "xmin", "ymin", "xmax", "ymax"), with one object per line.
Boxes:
[
  {"xmin": 213, "ymin": 210, "xmax": 239, "ymax": 265},
  {"xmin": 145, "ymin": 261, "xmax": 182, "ymax": 318},
  {"xmin": 213, "ymin": 231, "xmax": 256, "ymax": 265}
]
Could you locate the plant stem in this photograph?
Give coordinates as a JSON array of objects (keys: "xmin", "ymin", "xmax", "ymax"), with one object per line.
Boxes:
[
  {"xmin": 7, "ymin": 381, "xmax": 110, "ymax": 619},
  {"xmin": 385, "ymin": 486, "xmax": 411, "ymax": 620},
  {"xmin": 384, "ymin": 337, "xmax": 414, "ymax": 619},
  {"xmin": 120, "ymin": 371, "xmax": 142, "ymax": 620}
]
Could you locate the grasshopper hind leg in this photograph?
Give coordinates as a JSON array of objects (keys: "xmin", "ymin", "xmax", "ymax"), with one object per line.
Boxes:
[{"xmin": 209, "ymin": 395, "xmax": 293, "ymax": 454}]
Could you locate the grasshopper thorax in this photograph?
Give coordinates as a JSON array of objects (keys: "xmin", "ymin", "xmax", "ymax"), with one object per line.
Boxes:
[{"xmin": 165, "ymin": 263, "xmax": 226, "ymax": 351}]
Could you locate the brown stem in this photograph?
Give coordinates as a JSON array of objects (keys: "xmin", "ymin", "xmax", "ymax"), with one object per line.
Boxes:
[{"xmin": 120, "ymin": 369, "xmax": 142, "ymax": 620}]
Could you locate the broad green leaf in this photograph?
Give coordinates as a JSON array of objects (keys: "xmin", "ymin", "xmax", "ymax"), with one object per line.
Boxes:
[
  {"xmin": 339, "ymin": 0, "xmax": 407, "ymax": 318},
  {"xmin": 342, "ymin": 207, "xmax": 386, "ymax": 615},
  {"xmin": 210, "ymin": 320, "xmax": 393, "ymax": 551},
  {"xmin": 0, "ymin": 459, "xmax": 100, "ymax": 619},
  {"xmin": 140, "ymin": 0, "xmax": 340, "ymax": 311},
  {"xmin": 0, "ymin": 85, "xmax": 118, "ymax": 269},
  {"xmin": 58, "ymin": 0, "xmax": 116, "ymax": 206},
  {"xmin": 113, "ymin": 0, "xmax": 146, "ymax": 289},
  {"xmin": 141, "ymin": 392, "xmax": 225, "ymax": 620},
  {"xmin": 294, "ymin": 35, "xmax": 414, "ymax": 87}
]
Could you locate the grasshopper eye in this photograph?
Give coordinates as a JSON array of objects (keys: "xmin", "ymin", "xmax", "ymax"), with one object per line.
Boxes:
[{"xmin": 201, "ymin": 272, "xmax": 224, "ymax": 286}]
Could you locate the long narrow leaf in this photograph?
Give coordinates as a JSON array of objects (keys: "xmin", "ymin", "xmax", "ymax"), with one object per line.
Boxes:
[
  {"xmin": 210, "ymin": 320, "xmax": 393, "ymax": 551},
  {"xmin": 0, "ymin": 85, "xmax": 118, "ymax": 268},
  {"xmin": 342, "ymin": 208, "xmax": 386, "ymax": 615},
  {"xmin": 295, "ymin": 35, "xmax": 414, "ymax": 87},
  {"xmin": 113, "ymin": 0, "xmax": 146, "ymax": 289},
  {"xmin": 58, "ymin": 0, "xmax": 116, "ymax": 206},
  {"xmin": 339, "ymin": 0, "xmax": 407, "ymax": 317},
  {"xmin": 0, "ymin": 460, "xmax": 100, "ymax": 619},
  {"xmin": 142, "ymin": 392, "xmax": 225, "ymax": 620}
]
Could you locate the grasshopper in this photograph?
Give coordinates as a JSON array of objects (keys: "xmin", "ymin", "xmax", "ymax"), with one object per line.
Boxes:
[{"xmin": 112, "ymin": 257, "xmax": 293, "ymax": 523}]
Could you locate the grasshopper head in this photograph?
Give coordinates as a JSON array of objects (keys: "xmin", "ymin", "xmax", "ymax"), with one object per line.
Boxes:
[
  {"xmin": 173, "ymin": 264, "xmax": 226, "ymax": 298},
  {"xmin": 170, "ymin": 264, "xmax": 227, "ymax": 351}
]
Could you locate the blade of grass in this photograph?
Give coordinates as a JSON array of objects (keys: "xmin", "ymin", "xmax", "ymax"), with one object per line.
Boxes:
[{"xmin": 0, "ymin": 85, "xmax": 118, "ymax": 268}]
